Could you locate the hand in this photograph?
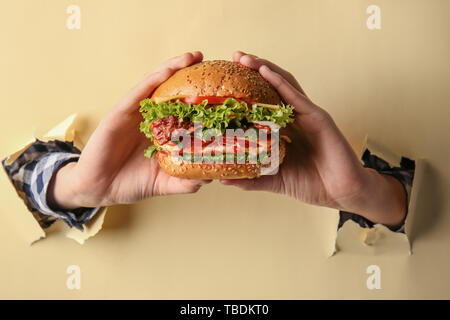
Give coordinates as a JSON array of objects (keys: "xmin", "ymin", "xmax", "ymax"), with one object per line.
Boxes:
[
  {"xmin": 221, "ymin": 51, "xmax": 407, "ymax": 227},
  {"xmin": 48, "ymin": 52, "xmax": 211, "ymax": 209}
]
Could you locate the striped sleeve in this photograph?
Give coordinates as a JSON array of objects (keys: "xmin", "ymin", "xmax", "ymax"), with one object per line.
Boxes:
[{"xmin": 2, "ymin": 140, "xmax": 100, "ymax": 231}]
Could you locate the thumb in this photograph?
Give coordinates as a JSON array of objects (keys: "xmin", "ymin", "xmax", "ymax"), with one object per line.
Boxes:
[{"xmin": 116, "ymin": 67, "xmax": 175, "ymax": 115}]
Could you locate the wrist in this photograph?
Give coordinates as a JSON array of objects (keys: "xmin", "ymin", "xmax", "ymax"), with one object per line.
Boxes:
[
  {"xmin": 345, "ymin": 168, "xmax": 407, "ymax": 228},
  {"xmin": 47, "ymin": 161, "xmax": 84, "ymax": 210}
]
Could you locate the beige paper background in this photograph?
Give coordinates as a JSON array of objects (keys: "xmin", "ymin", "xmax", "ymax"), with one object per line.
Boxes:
[{"xmin": 0, "ymin": 0, "xmax": 449, "ymax": 299}]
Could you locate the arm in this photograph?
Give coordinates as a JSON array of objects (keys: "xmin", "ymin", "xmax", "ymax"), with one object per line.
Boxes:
[
  {"xmin": 2, "ymin": 140, "xmax": 94, "ymax": 230},
  {"xmin": 48, "ymin": 51, "xmax": 211, "ymax": 211},
  {"xmin": 221, "ymin": 51, "xmax": 407, "ymax": 229},
  {"xmin": 3, "ymin": 52, "xmax": 211, "ymax": 230}
]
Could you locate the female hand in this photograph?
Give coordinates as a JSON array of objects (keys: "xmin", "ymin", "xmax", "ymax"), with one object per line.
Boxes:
[
  {"xmin": 49, "ymin": 52, "xmax": 211, "ymax": 209},
  {"xmin": 221, "ymin": 51, "xmax": 406, "ymax": 227}
]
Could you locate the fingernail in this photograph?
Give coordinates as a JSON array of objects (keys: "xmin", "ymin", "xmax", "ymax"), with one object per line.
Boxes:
[
  {"xmin": 241, "ymin": 54, "xmax": 251, "ymax": 61},
  {"xmin": 259, "ymin": 65, "xmax": 270, "ymax": 72}
]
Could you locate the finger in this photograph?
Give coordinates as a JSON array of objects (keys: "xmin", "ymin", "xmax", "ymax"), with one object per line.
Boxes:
[
  {"xmin": 232, "ymin": 50, "xmax": 246, "ymax": 62},
  {"xmin": 190, "ymin": 179, "xmax": 212, "ymax": 185},
  {"xmin": 117, "ymin": 52, "xmax": 203, "ymax": 114},
  {"xmin": 167, "ymin": 177, "xmax": 212, "ymax": 194},
  {"xmin": 150, "ymin": 51, "xmax": 203, "ymax": 75},
  {"xmin": 259, "ymin": 65, "xmax": 315, "ymax": 115},
  {"xmin": 116, "ymin": 67, "xmax": 175, "ymax": 114},
  {"xmin": 239, "ymin": 54, "xmax": 305, "ymax": 94}
]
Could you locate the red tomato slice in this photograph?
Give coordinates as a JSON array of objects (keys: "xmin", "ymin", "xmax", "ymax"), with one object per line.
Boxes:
[
  {"xmin": 252, "ymin": 123, "xmax": 271, "ymax": 131},
  {"xmin": 181, "ymin": 96, "xmax": 246, "ymax": 105}
]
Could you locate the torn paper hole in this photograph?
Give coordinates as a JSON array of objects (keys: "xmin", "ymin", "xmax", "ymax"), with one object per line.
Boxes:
[
  {"xmin": 331, "ymin": 136, "xmax": 425, "ymax": 256},
  {"xmin": 2, "ymin": 114, "xmax": 107, "ymax": 245}
]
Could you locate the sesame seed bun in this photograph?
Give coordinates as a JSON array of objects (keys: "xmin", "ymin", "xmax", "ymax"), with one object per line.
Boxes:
[
  {"xmin": 157, "ymin": 139, "xmax": 286, "ymax": 180},
  {"xmin": 151, "ymin": 60, "xmax": 282, "ymax": 105}
]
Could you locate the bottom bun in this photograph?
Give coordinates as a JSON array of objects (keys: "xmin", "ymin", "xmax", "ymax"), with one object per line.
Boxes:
[{"xmin": 157, "ymin": 139, "xmax": 286, "ymax": 179}]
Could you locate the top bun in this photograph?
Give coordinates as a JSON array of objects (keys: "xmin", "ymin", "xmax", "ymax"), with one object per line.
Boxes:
[{"xmin": 151, "ymin": 60, "xmax": 282, "ymax": 105}]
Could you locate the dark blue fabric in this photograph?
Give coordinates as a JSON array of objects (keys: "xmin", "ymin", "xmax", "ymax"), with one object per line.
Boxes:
[{"xmin": 2, "ymin": 139, "xmax": 99, "ymax": 230}]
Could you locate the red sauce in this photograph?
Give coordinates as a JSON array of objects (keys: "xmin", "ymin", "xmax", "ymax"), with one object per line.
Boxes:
[{"xmin": 150, "ymin": 115, "xmax": 191, "ymax": 145}]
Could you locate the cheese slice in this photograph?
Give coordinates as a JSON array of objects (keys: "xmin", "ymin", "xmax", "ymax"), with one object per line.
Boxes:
[
  {"xmin": 152, "ymin": 95, "xmax": 187, "ymax": 104},
  {"xmin": 254, "ymin": 103, "xmax": 280, "ymax": 110}
]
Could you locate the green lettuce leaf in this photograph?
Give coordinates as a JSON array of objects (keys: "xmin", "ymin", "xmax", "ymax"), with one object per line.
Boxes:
[
  {"xmin": 139, "ymin": 98, "xmax": 294, "ymax": 142},
  {"xmin": 144, "ymin": 145, "xmax": 159, "ymax": 158}
]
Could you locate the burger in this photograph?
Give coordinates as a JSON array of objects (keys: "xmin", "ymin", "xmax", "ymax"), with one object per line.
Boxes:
[{"xmin": 139, "ymin": 60, "xmax": 294, "ymax": 179}]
